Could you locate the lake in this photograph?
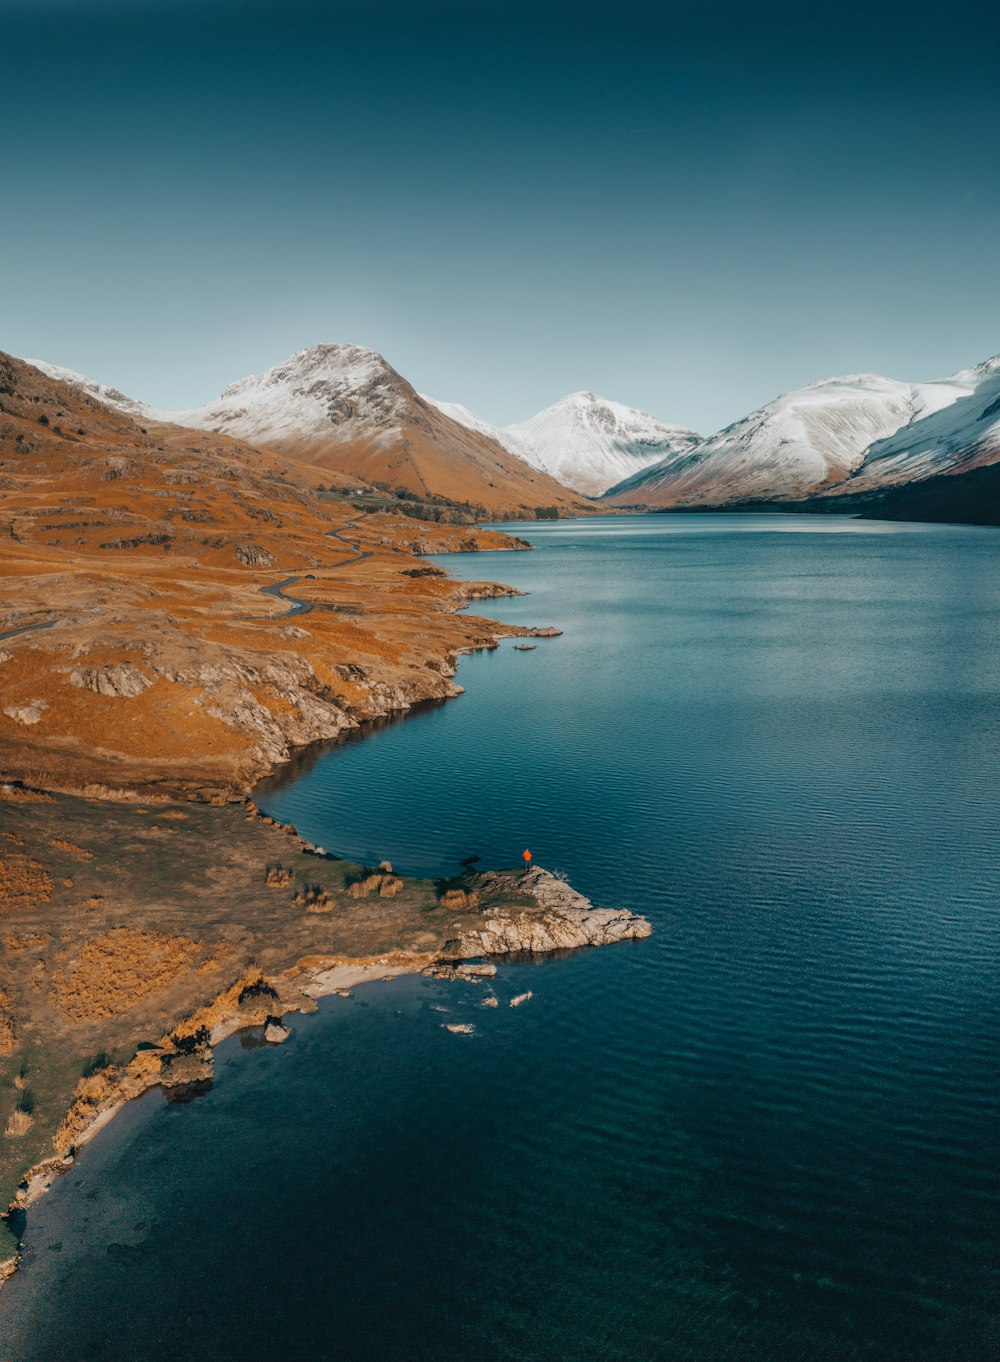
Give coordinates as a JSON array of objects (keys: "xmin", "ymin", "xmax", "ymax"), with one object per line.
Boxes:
[{"xmin": 2, "ymin": 513, "xmax": 999, "ymax": 1361}]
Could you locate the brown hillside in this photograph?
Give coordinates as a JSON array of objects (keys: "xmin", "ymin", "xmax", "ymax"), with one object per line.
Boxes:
[
  {"xmin": 0, "ymin": 355, "xmax": 556, "ymax": 798},
  {"xmin": 262, "ymin": 404, "xmax": 591, "ymax": 516}
]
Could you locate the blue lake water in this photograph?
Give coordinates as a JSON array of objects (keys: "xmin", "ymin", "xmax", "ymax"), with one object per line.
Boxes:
[{"xmin": 2, "ymin": 513, "xmax": 999, "ymax": 1360}]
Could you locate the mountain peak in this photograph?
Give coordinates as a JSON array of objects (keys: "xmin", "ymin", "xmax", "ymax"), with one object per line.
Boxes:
[{"xmin": 217, "ymin": 342, "xmax": 395, "ymax": 403}]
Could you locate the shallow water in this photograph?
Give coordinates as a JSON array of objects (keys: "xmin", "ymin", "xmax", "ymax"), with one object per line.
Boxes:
[{"xmin": 3, "ymin": 513, "xmax": 999, "ymax": 1361}]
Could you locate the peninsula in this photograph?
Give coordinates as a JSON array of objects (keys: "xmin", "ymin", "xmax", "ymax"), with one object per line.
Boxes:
[{"xmin": 0, "ymin": 356, "xmax": 650, "ymax": 1277}]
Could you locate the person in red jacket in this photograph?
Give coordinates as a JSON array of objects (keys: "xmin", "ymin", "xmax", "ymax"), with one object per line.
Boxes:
[{"xmin": 522, "ymin": 848, "xmax": 532, "ymax": 874}]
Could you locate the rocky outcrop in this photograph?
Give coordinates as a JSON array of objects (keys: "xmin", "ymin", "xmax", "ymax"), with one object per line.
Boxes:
[
  {"xmin": 444, "ymin": 868, "xmax": 651, "ymax": 958},
  {"xmin": 459, "ymin": 582, "xmax": 527, "ymax": 600},
  {"xmin": 67, "ymin": 663, "xmax": 153, "ymax": 698},
  {"xmin": 234, "ymin": 542, "xmax": 274, "ymax": 567},
  {"xmin": 423, "ymin": 961, "xmax": 496, "ymax": 983},
  {"xmin": 2, "ymin": 701, "xmax": 47, "ymax": 726}
]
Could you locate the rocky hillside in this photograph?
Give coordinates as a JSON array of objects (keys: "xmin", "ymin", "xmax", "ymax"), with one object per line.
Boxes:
[
  {"xmin": 0, "ymin": 354, "xmax": 556, "ymax": 798},
  {"xmin": 32, "ymin": 346, "xmax": 591, "ymax": 519}
]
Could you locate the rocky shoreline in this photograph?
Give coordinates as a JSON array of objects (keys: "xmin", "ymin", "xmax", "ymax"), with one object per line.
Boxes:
[{"xmin": 0, "ymin": 856, "xmax": 649, "ymax": 1284}]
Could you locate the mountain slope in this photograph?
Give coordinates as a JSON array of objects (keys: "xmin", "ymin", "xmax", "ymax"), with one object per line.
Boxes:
[
  {"xmin": 0, "ymin": 352, "xmax": 547, "ymax": 796},
  {"xmin": 426, "ymin": 390, "xmax": 701, "ymax": 496},
  {"xmin": 505, "ymin": 392, "xmax": 701, "ymax": 496},
  {"xmin": 602, "ymin": 372, "xmax": 971, "ymax": 507},
  {"xmin": 24, "ymin": 358, "xmax": 155, "ymax": 420},
  {"xmin": 836, "ymin": 357, "xmax": 1000, "ymax": 494},
  {"xmin": 855, "ymin": 459, "xmax": 1000, "ymax": 525},
  {"xmin": 26, "ymin": 346, "xmax": 589, "ymax": 517},
  {"xmin": 165, "ymin": 344, "xmax": 589, "ymax": 516}
]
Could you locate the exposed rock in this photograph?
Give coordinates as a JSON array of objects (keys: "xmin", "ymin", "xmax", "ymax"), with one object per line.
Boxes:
[
  {"xmin": 443, "ymin": 1022, "xmax": 475, "ymax": 1035},
  {"xmin": 14, "ymin": 1156, "xmax": 73, "ymax": 1208},
  {"xmin": 3, "ymin": 700, "xmax": 47, "ymax": 725},
  {"xmin": 445, "ymin": 868, "xmax": 652, "ymax": 958},
  {"xmin": 461, "ymin": 582, "xmax": 527, "ymax": 600},
  {"xmin": 424, "ymin": 961, "xmax": 497, "ymax": 983},
  {"xmin": 234, "ymin": 542, "xmax": 274, "ymax": 567},
  {"xmin": 263, "ymin": 1019, "xmax": 290, "ymax": 1044},
  {"xmin": 510, "ymin": 991, "xmax": 533, "ymax": 1008},
  {"xmin": 513, "ymin": 644, "xmax": 536, "ymax": 651},
  {"xmin": 159, "ymin": 1044, "xmax": 213, "ymax": 1088},
  {"xmin": 482, "ymin": 995, "xmax": 499, "ymax": 1007},
  {"xmin": 67, "ymin": 662, "xmax": 153, "ymax": 698}
]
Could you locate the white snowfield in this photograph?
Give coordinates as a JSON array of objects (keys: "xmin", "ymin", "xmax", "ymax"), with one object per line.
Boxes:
[
  {"xmin": 24, "ymin": 358, "xmax": 155, "ymax": 420},
  {"xmin": 604, "ymin": 357, "xmax": 1000, "ymax": 505},
  {"xmin": 24, "ymin": 344, "xmax": 1000, "ymax": 508},
  {"xmin": 425, "ymin": 390, "xmax": 702, "ymax": 497},
  {"xmin": 163, "ymin": 343, "xmax": 412, "ymax": 449}
]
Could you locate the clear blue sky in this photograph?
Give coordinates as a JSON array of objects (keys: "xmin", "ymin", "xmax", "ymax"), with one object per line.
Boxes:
[{"xmin": 3, "ymin": 0, "xmax": 999, "ymax": 433}]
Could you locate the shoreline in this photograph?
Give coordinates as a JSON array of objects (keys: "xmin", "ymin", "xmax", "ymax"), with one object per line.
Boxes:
[
  {"xmin": 0, "ymin": 781, "xmax": 650, "ymax": 1285},
  {"xmin": 0, "ymin": 519, "xmax": 640, "ymax": 1287}
]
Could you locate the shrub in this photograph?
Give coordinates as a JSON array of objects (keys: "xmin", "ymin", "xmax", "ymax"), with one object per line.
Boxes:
[
  {"xmin": 171, "ymin": 1025, "xmax": 211, "ymax": 1054},
  {"xmin": 237, "ymin": 979, "xmax": 277, "ymax": 1007}
]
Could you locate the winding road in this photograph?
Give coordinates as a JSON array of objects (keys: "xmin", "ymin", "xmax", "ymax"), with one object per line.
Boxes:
[
  {"xmin": 251, "ymin": 525, "xmax": 374, "ymax": 620},
  {"xmin": 0, "ymin": 525, "xmax": 375, "ymax": 642}
]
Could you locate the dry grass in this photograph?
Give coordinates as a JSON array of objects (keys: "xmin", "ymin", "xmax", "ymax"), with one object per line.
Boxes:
[
  {"xmin": 438, "ymin": 888, "xmax": 480, "ymax": 910},
  {"xmin": 51, "ymin": 928, "xmax": 202, "ymax": 1022},
  {"xmin": 0, "ymin": 987, "xmax": 16, "ymax": 1054},
  {"xmin": 4, "ymin": 1110, "xmax": 33, "ymax": 1138},
  {"xmin": 0, "ymin": 855, "xmax": 54, "ymax": 914},
  {"xmin": 5, "ymin": 932, "xmax": 46, "ymax": 952},
  {"xmin": 49, "ymin": 838, "xmax": 93, "ymax": 860}
]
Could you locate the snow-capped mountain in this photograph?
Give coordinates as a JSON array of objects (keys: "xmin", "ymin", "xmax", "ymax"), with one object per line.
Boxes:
[
  {"xmin": 168, "ymin": 343, "xmax": 412, "ymax": 449},
  {"xmin": 24, "ymin": 358, "xmax": 154, "ymax": 420},
  {"xmin": 25, "ymin": 344, "xmax": 588, "ymax": 515},
  {"xmin": 603, "ymin": 362, "xmax": 1000, "ymax": 507},
  {"xmin": 505, "ymin": 393, "xmax": 702, "ymax": 497},
  {"xmin": 425, "ymin": 391, "xmax": 701, "ymax": 496},
  {"xmin": 837, "ymin": 356, "xmax": 1000, "ymax": 494},
  {"xmin": 26, "ymin": 343, "xmax": 1000, "ymax": 516}
]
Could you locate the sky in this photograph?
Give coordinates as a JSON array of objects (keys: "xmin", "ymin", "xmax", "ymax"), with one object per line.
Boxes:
[{"xmin": 2, "ymin": 0, "xmax": 999, "ymax": 434}]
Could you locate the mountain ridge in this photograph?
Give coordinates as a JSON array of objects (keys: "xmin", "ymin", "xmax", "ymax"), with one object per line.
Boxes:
[
  {"xmin": 602, "ymin": 355, "xmax": 1000, "ymax": 509},
  {"xmin": 425, "ymin": 389, "xmax": 701, "ymax": 497},
  {"xmin": 26, "ymin": 345, "xmax": 591, "ymax": 519}
]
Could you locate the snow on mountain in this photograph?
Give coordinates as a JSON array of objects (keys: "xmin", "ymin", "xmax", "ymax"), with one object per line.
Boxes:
[
  {"xmin": 602, "ymin": 367, "xmax": 994, "ymax": 507},
  {"xmin": 838, "ymin": 356, "xmax": 1000, "ymax": 493},
  {"xmin": 420, "ymin": 396, "xmax": 539, "ymax": 463},
  {"xmin": 26, "ymin": 344, "xmax": 1000, "ymax": 513},
  {"xmin": 425, "ymin": 391, "xmax": 701, "ymax": 496},
  {"xmin": 25, "ymin": 343, "xmax": 587, "ymax": 513},
  {"xmin": 505, "ymin": 393, "xmax": 702, "ymax": 497},
  {"xmin": 167, "ymin": 343, "xmax": 415, "ymax": 447},
  {"xmin": 24, "ymin": 358, "xmax": 154, "ymax": 420}
]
